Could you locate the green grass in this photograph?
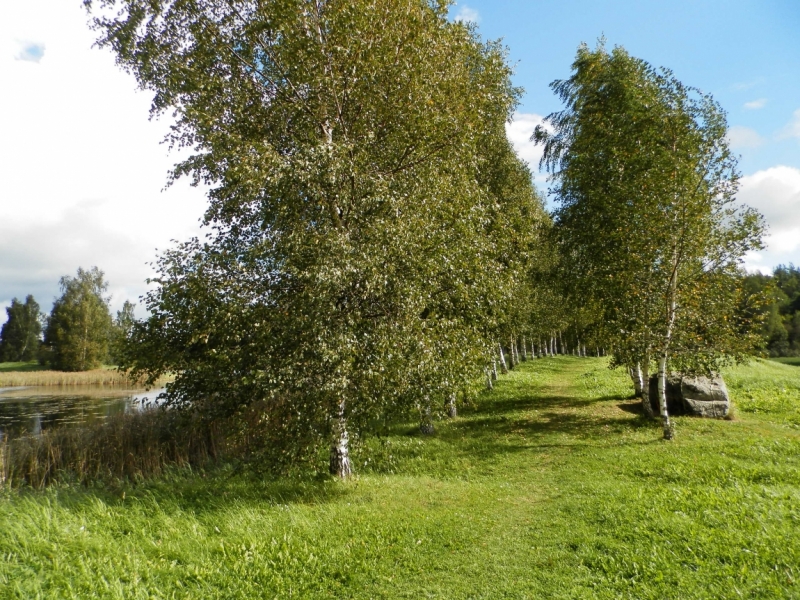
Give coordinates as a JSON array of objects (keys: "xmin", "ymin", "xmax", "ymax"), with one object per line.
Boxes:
[
  {"xmin": 723, "ymin": 358, "xmax": 800, "ymax": 425},
  {"xmin": 769, "ymin": 357, "xmax": 800, "ymax": 367},
  {"xmin": 1, "ymin": 356, "xmax": 799, "ymax": 598}
]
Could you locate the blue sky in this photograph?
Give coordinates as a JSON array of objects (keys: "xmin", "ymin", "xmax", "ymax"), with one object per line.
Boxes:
[
  {"xmin": 453, "ymin": 0, "xmax": 800, "ymax": 177},
  {"xmin": 0, "ymin": 0, "xmax": 799, "ymax": 324},
  {"xmin": 451, "ymin": 0, "xmax": 800, "ymax": 274}
]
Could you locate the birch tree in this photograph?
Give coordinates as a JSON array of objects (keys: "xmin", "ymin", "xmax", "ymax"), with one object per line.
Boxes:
[
  {"xmin": 92, "ymin": 0, "xmax": 531, "ymax": 474},
  {"xmin": 535, "ymin": 42, "xmax": 764, "ymax": 438},
  {"xmin": 0, "ymin": 296, "xmax": 43, "ymax": 363},
  {"xmin": 43, "ymin": 267, "xmax": 114, "ymax": 371}
]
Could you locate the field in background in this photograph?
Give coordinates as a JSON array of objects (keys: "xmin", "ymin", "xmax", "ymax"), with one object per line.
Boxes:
[
  {"xmin": 0, "ymin": 362, "xmax": 171, "ymax": 387},
  {"xmin": 1, "ymin": 356, "xmax": 798, "ymax": 598}
]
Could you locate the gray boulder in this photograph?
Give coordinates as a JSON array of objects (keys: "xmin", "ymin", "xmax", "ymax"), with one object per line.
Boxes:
[{"xmin": 648, "ymin": 373, "xmax": 730, "ymax": 418}]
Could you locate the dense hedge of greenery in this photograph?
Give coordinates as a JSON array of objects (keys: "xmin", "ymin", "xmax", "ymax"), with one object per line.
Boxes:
[{"xmin": 744, "ymin": 264, "xmax": 800, "ymax": 356}]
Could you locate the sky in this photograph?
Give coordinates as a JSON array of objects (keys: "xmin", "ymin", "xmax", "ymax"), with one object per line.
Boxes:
[{"xmin": 1, "ymin": 0, "xmax": 799, "ymax": 325}]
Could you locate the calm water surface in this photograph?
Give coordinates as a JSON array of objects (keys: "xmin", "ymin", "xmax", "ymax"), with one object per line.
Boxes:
[{"xmin": 0, "ymin": 386, "xmax": 165, "ymax": 438}]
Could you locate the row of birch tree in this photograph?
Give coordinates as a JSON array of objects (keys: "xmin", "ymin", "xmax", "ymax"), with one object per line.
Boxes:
[
  {"xmin": 87, "ymin": 0, "xmax": 765, "ymax": 473},
  {"xmin": 534, "ymin": 42, "xmax": 765, "ymax": 439}
]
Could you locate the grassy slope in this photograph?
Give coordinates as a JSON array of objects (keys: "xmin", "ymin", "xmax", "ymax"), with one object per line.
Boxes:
[{"xmin": 1, "ymin": 357, "xmax": 798, "ymax": 599}]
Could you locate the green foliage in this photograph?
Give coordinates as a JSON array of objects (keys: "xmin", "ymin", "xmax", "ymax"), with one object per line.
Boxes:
[
  {"xmin": 42, "ymin": 267, "xmax": 113, "ymax": 372},
  {"xmin": 87, "ymin": 0, "xmax": 543, "ymax": 472},
  {"xmin": 743, "ymin": 264, "xmax": 800, "ymax": 356},
  {"xmin": 535, "ymin": 41, "xmax": 765, "ymax": 381},
  {"xmin": 2, "ymin": 358, "xmax": 798, "ymax": 597},
  {"xmin": 108, "ymin": 300, "xmax": 136, "ymax": 366},
  {"xmin": 0, "ymin": 295, "xmax": 43, "ymax": 362}
]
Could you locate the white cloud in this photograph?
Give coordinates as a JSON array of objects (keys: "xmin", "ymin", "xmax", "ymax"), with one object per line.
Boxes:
[
  {"xmin": 0, "ymin": 0, "xmax": 208, "ymax": 326},
  {"xmin": 743, "ymin": 98, "xmax": 767, "ymax": 110},
  {"xmin": 779, "ymin": 109, "xmax": 800, "ymax": 140},
  {"xmin": 732, "ymin": 78, "xmax": 763, "ymax": 91},
  {"xmin": 727, "ymin": 125, "xmax": 765, "ymax": 149},
  {"xmin": 453, "ymin": 5, "xmax": 480, "ymax": 24},
  {"xmin": 739, "ymin": 166, "xmax": 800, "ymax": 271},
  {"xmin": 505, "ymin": 112, "xmax": 548, "ymax": 171},
  {"xmin": 14, "ymin": 41, "xmax": 45, "ymax": 62}
]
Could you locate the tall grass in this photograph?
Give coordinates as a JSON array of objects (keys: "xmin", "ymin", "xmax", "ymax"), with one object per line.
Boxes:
[
  {"xmin": 0, "ymin": 408, "xmax": 226, "ymax": 488},
  {"xmin": 0, "ymin": 368, "xmax": 172, "ymax": 387}
]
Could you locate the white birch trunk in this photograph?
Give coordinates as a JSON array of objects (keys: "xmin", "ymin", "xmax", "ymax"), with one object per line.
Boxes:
[
  {"xmin": 629, "ymin": 364, "xmax": 643, "ymax": 397},
  {"xmin": 329, "ymin": 400, "xmax": 352, "ymax": 477},
  {"xmin": 658, "ymin": 355, "xmax": 673, "ymax": 439},
  {"xmin": 499, "ymin": 344, "xmax": 508, "ymax": 374},
  {"xmin": 522, "ymin": 337, "xmax": 527, "ymax": 361},
  {"xmin": 658, "ymin": 248, "xmax": 679, "ymax": 438},
  {"xmin": 486, "ymin": 367, "xmax": 493, "ymax": 390},
  {"xmin": 640, "ymin": 360, "xmax": 655, "ymax": 419},
  {"xmin": 491, "ymin": 357, "xmax": 498, "ymax": 380},
  {"xmin": 447, "ymin": 393, "xmax": 457, "ymax": 418},
  {"xmin": 420, "ymin": 401, "xmax": 435, "ymax": 435}
]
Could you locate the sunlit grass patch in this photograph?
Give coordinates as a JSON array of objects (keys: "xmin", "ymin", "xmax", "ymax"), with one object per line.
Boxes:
[{"xmin": 723, "ymin": 359, "xmax": 800, "ymax": 426}]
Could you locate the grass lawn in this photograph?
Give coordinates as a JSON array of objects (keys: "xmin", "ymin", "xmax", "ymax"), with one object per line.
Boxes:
[
  {"xmin": 1, "ymin": 356, "xmax": 798, "ymax": 598},
  {"xmin": 769, "ymin": 357, "xmax": 800, "ymax": 367}
]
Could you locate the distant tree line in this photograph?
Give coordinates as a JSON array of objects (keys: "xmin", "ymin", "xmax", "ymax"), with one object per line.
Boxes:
[
  {"xmin": 0, "ymin": 267, "xmax": 135, "ymax": 371},
  {"xmin": 743, "ymin": 265, "xmax": 800, "ymax": 356}
]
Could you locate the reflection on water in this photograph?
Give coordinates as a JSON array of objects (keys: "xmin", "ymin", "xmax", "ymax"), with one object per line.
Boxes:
[{"xmin": 0, "ymin": 386, "xmax": 165, "ymax": 439}]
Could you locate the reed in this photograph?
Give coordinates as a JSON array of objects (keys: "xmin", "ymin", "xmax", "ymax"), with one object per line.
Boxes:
[
  {"xmin": 0, "ymin": 408, "xmax": 228, "ymax": 488},
  {"xmin": 0, "ymin": 369, "xmax": 173, "ymax": 388}
]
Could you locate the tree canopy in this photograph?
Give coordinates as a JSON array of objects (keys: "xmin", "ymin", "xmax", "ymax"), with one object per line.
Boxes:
[
  {"xmin": 43, "ymin": 267, "xmax": 114, "ymax": 372},
  {"xmin": 535, "ymin": 42, "xmax": 765, "ymax": 438},
  {"xmin": 0, "ymin": 295, "xmax": 43, "ymax": 363},
  {"xmin": 89, "ymin": 0, "xmax": 545, "ymax": 474}
]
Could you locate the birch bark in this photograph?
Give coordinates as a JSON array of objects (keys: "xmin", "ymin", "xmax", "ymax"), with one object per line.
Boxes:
[
  {"xmin": 498, "ymin": 344, "xmax": 508, "ymax": 374},
  {"xmin": 329, "ymin": 399, "xmax": 352, "ymax": 477}
]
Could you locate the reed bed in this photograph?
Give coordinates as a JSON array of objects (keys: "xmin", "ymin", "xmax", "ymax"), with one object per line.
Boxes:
[
  {"xmin": 0, "ymin": 369, "xmax": 173, "ymax": 388},
  {"xmin": 0, "ymin": 408, "xmax": 230, "ymax": 488}
]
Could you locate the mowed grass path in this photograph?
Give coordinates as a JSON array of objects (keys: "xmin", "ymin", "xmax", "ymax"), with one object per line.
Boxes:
[{"xmin": 1, "ymin": 357, "xmax": 799, "ymax": 598}]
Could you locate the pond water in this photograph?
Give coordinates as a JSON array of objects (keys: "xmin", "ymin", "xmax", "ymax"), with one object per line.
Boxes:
[{"xmin": 0, "ymin": 386, "xmax": 165, "ymax": 439}]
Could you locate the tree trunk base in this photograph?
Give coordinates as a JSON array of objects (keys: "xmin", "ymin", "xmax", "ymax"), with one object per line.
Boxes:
[
  {"xmin": 661, "ymin": 417, "xmax": 674, "ymax": 440},
  {"xmin": 329, "ymin": 444, "xmax": 352, "ymax": 477},
  {"xmin": 330, "ymin": 410, "xmax": 352, "ymax": 477}
]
